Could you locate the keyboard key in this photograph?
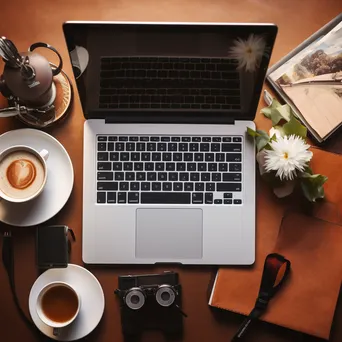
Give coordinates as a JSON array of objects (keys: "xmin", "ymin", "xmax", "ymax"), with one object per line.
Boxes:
[
  {"xmin": 202, "ymin": 137, "xmax": 211, "ymax": 142},
  {"xmin": 190, "ymin": 173, "xmax": 199, "ymax": 181},
  {"xmin": 173, "ymin": 182, "xmax": 183, "ymax": 191},
  {"xmin": 152, "ymin": 153, "xmax": 162, "ymax": 161},
  {"xmin": 134, "ymin": 163, "xmax": 143, "ymax": 171},
  {"xmin": 224, "ymin": 199, "xmax": 233, "ymax": 204},
  {"xmin": 194, "ymin": 153, "xmax": 203, "ymax": 162},
  {"xmin": 128, "ymin": 192, "xmax": 139, "ymax": 203},
  {"xmin": 217, "ymin": 183, "xmax": 242, "ymax": 191},
  {"xmin": 169, "ymin": 173, "xmax": 178, "ymax": 181},
  {"xmin": 110, "ymin": 152, "xmax": 119, "ymax": 161},
  {"xmin": 147, "ymin": 172, "xmax": 157, "ymax": 181},
  {"xmin": 179, "ymin": 143, "xmax": 188, "ymax": 152},
  {"xmin": 224, "ymin": 193, "xmax": 233, "ymax": 198},
  {"xmin": 142, "ymin": 153, "xmax": 150, "ymax": 161},
  {"xmin": 108, "ymin": 136, "xmax": 118, "ymax": 141},
  {"xmin": 214, "ymin": 199, "xmax": 222, "ymax": 204},
  {"xmin": 120, "ymin": 182, "xmax": 129, "ymax": 191},
  {"xmin": 137, "ymin": 172, "xmax": 146, "ymax": 181},
  {"xmin": 223, "ymin": 137, "xmax": 231, "ymax": 142},
  {"xmin": 200, "ymin": 143, "xmax": 210, "ymax": 151},
  {"xmin": 182, "ymin": 137, "xmax": 191, "ymax": 142},
  {"xmin": 171, "ymin": 137, "xmax": 181, "ymax": 142},
  {"xmin": 120, "ymin": 152, "xmax": 129, "ymax": 161},
  {"xmin": 163, "ymin": 182, "xmax": 172, "ymax": 191},
  {"xmin": 97, "ymin": 182, "xmax": 118, "ymax": 191},
  {"xmin": 157, "ymin": 143, "xmax": 167, "ymax": 151},
  {"xmin": 137, "ymin": 143, "xmax": 146, "ymax": 151},
  {"xmin": 211, "ymin": 143, "xmax": 220, "ymax": 152},
  {"xmin": 190, "ymin": 143, "xmax": 199, "ymax": 152},
  {"xmin": 198, "ymin": 163, "xmax": 207, "ymax": 172},
  {"xmin": 156, "ymin": 163, "xmax": 165, "ymax": 171},
  {"xmin": 168, "ymin": 143, "xmax": 177, "ymax": 151},
  {"xmin": 124, "ymin": 162, "xmax": 133, "ymax": 171},
  {"xmin": 98, "ymin": 152, "xmax": 108, "ymax": 161},
  {"xmin": 216, "ymin": 153, "xmax": 225, "ymax": 162},
  {"xmin": 192, "ymin": 137, "xmax": 201, "ymax": 142},
  {"xmin": 125, "ymin": 172, "xmax": 135, "ymax": 181},
  {"xmin": 177, "ymin": 163, "xmax": 186, "ymax": 171},
  {"xmin": 192, "ymin": 193, "xmax": 203, "ymax": 204},
  {"xmin": 119, "ymin": 136, "xmax": 128, "ymax": 141},
  {"xmin": 131, "ymin": 152, "xmax": 140, "ymax": 161},
  {"xmin": 184, "ymin": 182, "xmax": 194, "ymax": 191},
  {"xmin": 141, "ymin": 192, "xmax": 190, "ymax": 204},
  {"xmin": 223, "ymin": 173, "xmax": 241, "ymax": 182},
  {"xmin": 141, "ymin": 182, "xmax": 150, "ymax": 191},
  {"xmin": 201, "ymin": 173, "xmax": 210, "ymax": 181},
  {"xmin": 118, "ymin": 192, "xmax": 127, "ymax": 203},
  {"xmin": 222, "ymin": 143, "xmax": 241, "ymax": 152},
  {"xmin": 129, "ymin": 136, "xmax": 139, "ymax": 141},
  {"xmin": 98, "ymin": 136, "xmax": 107, "ymax": 141},
  {"xmin": 113, "ymin": 162, "xmax": 122, "ymax": 171},
  {"xmin": 195, "ymin": 183, "xmax": 204, "ymax": 191},
  {"xmin": 145, "ymin": 163, "xmax": 154, "ymax": 171},
  {"xmin": 234, "ymin": 199, "xmax": 242, "ymax": 205},
  {"xmin": 187, "ymin": 163, "xmax": 196, "ymax": 171},
  {"xmin": 161, "ymin": 137, "xmax": 170, "ymax": 142},
  {"xmin": 229, "ymin": 163, "xmax": 242, "ymax": 172},
  {"xmin": 97, "ymin": 192, "xmax": 106, "ymax": 203},
  {"xmin": 166, "ymin": 163, "xmax": 175, "ymax": 171},
  {"xmin": 158, "ymin": 172, "xmax": 167, "ymax": 181},
  {"xmin": 97, "ymin": 172, "xmax": 113, "ymax": 180},
  {"xmin": 98, "ymin": 162, "xmax": 111, "ymax": 170},
  {"xmin": 115, "ymin": 142, "xmax": 125, "ymax": 151},
  {"xmin": 115, "ymin": 172, "xmax": 124, "ymax": 181},
  {"xmin": 206, "ymin": 183, "xmax": 215, "ymax": 191},
  {"xmin": 226, "ymin": 153, "xmax": 242, "ymax": 162},
  {"xmin": 212, "ymin": 173, "xmax": 221, "ymax": 181},
  {"xmin": 179, "ymin": 172, "xmax": 188, "ymax": 181},
  {"xmin": 205, "ymin": 193, "xmax": 213, "ymax": 204},
  {"xmin": 126, "ymin": 143, "xmax": 135, "ymax": 151},
  {"xmin": 219, "ymin": 163, "xmax": 228, "ymax": 171},
  {"xmin": 205, "ymin": 153, "xmax": 214, "ymax": 161},
  {"xmin": 151, "ymin": 137, "xmax": 160, "ymax": 142},
  {"xmin": 98, "ymin": 142, "xmax": 106, "ymax": 151},
  {"xmin": 147, "ymin": 143, "xmax": 156, "ymax": 151},
  {"xmin": 233, "ymin": 137, "xmax": 242, "ymax": 142},
  {"xmin": 140, "ymin": 137, "xmax": 149, "ymax": 142},
  {"xmin": 173, "ymin": 153, "xmax": 182, "ymax": 161},
  {"xmin": 108, "ymin": 143, "xmax": 114, "ymax": 151},
  {"xmin": 130, "ymin": 182, "xmax": 140, "ymax": 190},
  {"xmin": 162, "ymin": 153, "xmax": 172, "ymax": 161},
  {"xmin": 107, "ymin": 192, "xmax": 116, "ymax": 203},
  {"xmin": 184, "ymin": 153, "xmax": 193, "ymax": 161},
  {"xmin": 213, "ymin": 137, "xmax": 221, "ymax": 142},
  {"xmin": 208, "ymin": 163, "xmax": 217, "ymax": 171}
]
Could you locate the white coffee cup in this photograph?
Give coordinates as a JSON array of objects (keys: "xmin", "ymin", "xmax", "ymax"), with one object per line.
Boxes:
[
  {"xmin": 0, "ymin": 145, "xmax": 49, "ymax": 203},
  {"xmin": 36, "ymin": 281, "xmax": 81, "ymax": 334}
]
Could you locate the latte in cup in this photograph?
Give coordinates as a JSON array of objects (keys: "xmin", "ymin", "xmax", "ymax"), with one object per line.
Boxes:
[{"xmin": 0, "ymin": 150, "xmax": 46, "ymax": 200}]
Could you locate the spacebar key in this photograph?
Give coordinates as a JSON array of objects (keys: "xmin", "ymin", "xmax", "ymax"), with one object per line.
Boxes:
[{"xmin": 141, "ymin": 192, "xmax": 191, "ymax": 204}]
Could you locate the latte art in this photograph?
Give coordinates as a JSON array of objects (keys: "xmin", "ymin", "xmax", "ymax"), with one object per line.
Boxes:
[{"xmin": 0, "ymin": 151, "xmax": 45, "ymax": 199}]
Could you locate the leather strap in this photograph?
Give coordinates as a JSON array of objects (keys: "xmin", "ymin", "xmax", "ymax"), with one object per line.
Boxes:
[{"xmin": 232, "ymin": 253, "xmax": 291, "ymax": 341}]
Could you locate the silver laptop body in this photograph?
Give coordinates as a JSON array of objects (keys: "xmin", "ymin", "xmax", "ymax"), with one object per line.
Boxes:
[{"xmin": 63, "ymin": 21, "xmax": 277, "ymax": 265}]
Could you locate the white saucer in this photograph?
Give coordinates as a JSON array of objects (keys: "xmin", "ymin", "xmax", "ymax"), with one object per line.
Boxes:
[
  {"xmin": 29, "ymin": 264, "xmax": 105, "ymax": 341},
  {"xmin": 0, "ymin": 128, "xmax": 74, "ymax": 226}
]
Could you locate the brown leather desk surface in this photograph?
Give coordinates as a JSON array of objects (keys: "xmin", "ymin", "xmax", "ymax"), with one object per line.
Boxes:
[{"xmin": 0, "ymin": 1, "xmax": 342, "ymax": 341}]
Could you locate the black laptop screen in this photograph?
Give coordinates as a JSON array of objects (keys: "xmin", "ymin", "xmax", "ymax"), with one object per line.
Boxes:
[{"xmin": 63, "ymin": 22, "xmax": 277, "ymax": 122}]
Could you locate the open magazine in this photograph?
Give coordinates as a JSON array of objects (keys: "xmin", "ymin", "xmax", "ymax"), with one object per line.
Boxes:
[{"xmin": 267, "ymin": 14, "xmax": 342, "ymax": 143}]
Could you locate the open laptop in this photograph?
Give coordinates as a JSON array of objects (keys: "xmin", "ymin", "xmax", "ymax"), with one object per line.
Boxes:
[{"xmin": 63, "ymin": 21, "xmax": 277, "ymax": 265}]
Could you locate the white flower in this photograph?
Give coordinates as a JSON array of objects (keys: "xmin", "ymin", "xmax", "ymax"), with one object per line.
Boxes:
[
  {"xmin": 228, "ymin": 34, "xmax": 267, "ymax": 72},
  {"xmin": 264, "ymin": 135, "xmax": 313, "ymax": 181},
  {"xmin": 269, "ymin": 127, "xmax": 282, "ymax": 139}
]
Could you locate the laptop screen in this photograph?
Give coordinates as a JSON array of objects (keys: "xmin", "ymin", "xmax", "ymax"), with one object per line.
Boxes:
[{"xmin": 63, "ymin": 22, "xmax": 277, "ymax": 122}]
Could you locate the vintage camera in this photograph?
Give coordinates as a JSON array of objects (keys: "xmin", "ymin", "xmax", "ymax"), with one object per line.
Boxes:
[{"xmin": 114, "ymin": 271, "xmax": 185, "ymax": 337}]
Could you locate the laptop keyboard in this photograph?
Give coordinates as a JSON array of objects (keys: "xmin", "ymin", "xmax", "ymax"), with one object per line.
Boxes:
[
  {"xmin": 96, "ymin": 135, "xmax": 243, "ymax": 205},
  {"xmin": 99, "ymin": 57, "xmax": 241, "ymax": 110}
]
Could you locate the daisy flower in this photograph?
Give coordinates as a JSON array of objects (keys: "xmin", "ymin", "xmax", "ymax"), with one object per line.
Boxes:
[
  {"xmin": 264, "ymin": 135, "xmax": 313, "ymax": 181},
  {"xmin": 228, "ymin": 34, "xmax": 267, "ymax": 72}
]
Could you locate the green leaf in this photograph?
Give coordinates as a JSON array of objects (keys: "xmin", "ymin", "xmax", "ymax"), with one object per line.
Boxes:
[
  {"xmin": 247, "ymin": 127, "xmax": 259, "ymax": 137},
  {"xmin": 274, "ymin": 125, "xmax": 285, "ymax": 137},
  {"xmin": 255, "ymin": 130, "xmax": 271, "ymax": 152},
  {"xmin": 261, "ymin": 107, "xmax": 272, "ymax": 118},
  {"xmin": 261, "ymin": 99, "xmax": 291, "ymax": 124},
  {"xmin": 282, "ymin": 116, "xmax": 307, "ymax": 138},
  {"xmin": 300, "ymin": 174, "xmax": 328, "ymax": 202},
  {"xmin": 276, "ymin": 104, "xmax": 292, "ymax": 122}
]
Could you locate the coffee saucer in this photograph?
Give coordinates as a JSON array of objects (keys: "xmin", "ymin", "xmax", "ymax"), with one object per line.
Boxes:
[
  {"xmin": 29, "ymin": 264, "xmax": 105, "ymax": 341},
  {"xmin": 0, "ymin": 128, "xmax": 74, "ymax": 226}
]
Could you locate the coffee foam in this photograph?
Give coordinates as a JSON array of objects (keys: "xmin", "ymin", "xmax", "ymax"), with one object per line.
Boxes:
[{"xmin": 0, "ymin": 150, "xmax": 45, "ymax": 199}]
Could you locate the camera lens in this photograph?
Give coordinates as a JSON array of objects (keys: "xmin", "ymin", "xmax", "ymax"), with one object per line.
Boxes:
[
  {"xmin": 125, "ymin": 288, "xmax": 145, "ymax": 310},
  {"xmin": 155, "ymin": 285, "xmax": 176, "ymax": 307}
]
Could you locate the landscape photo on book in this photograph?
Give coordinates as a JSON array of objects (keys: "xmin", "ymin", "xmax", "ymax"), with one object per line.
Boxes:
[{"xmin": 269, "ymin": 21, "xmax": 342, "ymax": 140}]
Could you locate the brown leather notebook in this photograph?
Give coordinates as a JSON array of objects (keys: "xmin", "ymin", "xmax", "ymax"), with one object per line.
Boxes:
[{"xmin": 209, "ymin": 148, "xmax": 342, "ymax": 340}]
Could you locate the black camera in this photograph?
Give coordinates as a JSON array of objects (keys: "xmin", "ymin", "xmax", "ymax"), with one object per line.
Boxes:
[{"xmin": 114, "ymin": 271, "xmax": 185, "ymax": 338}]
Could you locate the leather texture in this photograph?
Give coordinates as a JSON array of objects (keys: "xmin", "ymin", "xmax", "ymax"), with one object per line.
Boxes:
[{"xmin": 0, "ymin": 1, "xmax": 342, "ymax": 342}]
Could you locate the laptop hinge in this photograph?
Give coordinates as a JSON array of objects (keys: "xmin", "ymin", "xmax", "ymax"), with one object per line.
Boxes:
[{"xmin": 104, "ymin": 113, "xmax": 235, "ymax": 125}]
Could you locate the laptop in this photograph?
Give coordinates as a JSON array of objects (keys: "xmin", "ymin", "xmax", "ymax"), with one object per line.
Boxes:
[{"xmin": 62, "ymin": 21, "xmax": 277, "ymax": 265}]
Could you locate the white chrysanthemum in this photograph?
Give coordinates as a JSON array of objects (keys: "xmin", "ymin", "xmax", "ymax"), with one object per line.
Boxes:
[
  {"xmin": 264, "ymin": 135, "xmax": 313, "ymax": 181},
  {"xmin": 228, "ymin": 34, "xmax": 267, "ymax": 72}
]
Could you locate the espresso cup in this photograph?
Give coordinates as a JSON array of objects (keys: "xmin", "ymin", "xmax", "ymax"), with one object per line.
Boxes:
[
  {"xmin": 0, "ymin": 145, "xmax": 49, "ymax": 203},
  {"xmin": 36, "ymin": 281, "xmax": 81, "ymax": 333}
]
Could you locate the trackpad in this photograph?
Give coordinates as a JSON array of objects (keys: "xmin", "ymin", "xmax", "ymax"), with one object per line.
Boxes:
[{"xmin": 136, "ymin": 209, "xmax": 203, "ymax": 259}]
